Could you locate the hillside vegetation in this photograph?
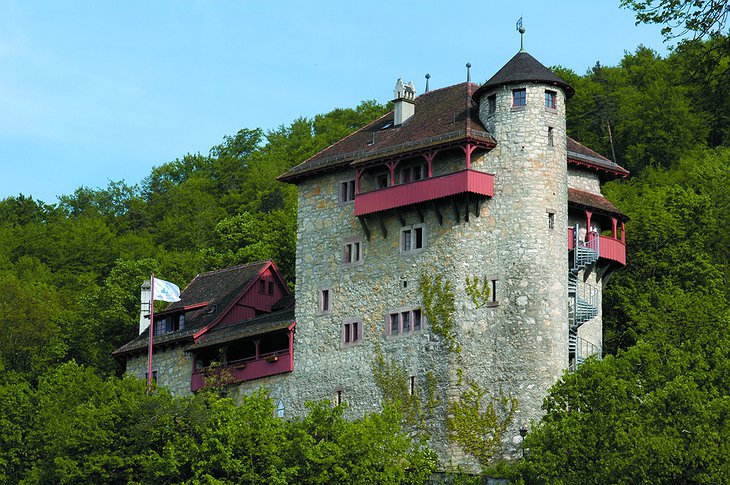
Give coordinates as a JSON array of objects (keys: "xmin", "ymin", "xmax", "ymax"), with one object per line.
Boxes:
[{"xmin": 0, "ymin": 29, "xmax": 728, "ymax": 482}]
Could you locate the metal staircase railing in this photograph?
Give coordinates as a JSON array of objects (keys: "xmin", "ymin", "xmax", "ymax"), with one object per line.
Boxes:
[{"xmin": 568, "ymin": 225, "xmax": 600, "ymax": 370}]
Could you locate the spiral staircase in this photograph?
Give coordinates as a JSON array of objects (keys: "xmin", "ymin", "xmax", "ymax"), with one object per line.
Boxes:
[{"xmin": 568, "ymin": 226, "xmax": 600, "ymax": 370}]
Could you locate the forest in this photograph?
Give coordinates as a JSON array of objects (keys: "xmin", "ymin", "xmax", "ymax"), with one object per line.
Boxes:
[{"xmin": 0, "ymin": 3, "xmax": 728, "ymax": 483}]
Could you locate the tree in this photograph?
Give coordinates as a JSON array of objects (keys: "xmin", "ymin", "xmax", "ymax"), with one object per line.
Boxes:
[{"xmin": 621, "ymin": 0, "xmax": 729, "ymax": 41}]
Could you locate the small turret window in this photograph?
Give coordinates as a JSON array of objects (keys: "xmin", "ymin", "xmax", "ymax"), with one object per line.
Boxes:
[
  {"xmin": 512, "ymin": 89, "xmax": 526, "ymax": 107},
  {"xmin": 545, "ymin": 90, "xmax": 557, "ymax": 109},
  {"xmin": 487, "ymin": 94, "xmax": 496, "ymax": 114}
]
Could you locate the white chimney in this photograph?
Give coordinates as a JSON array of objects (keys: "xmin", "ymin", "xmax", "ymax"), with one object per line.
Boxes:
[
  {"xmin": 393, "ymin": 78, "xmax": 416, "ymax": 125},
  {"xmin": 139, "ymin": 279, "xmax": 151, "ymax": 335}
]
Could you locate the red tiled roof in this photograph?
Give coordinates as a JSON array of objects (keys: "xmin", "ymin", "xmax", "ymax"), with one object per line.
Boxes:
[
  {"xmin": 113, "ymin": 261, "xmax": 278, "ymax": 356},
  {"xmin": 568, "ymin": 188, "xmax": 627, "ymax": 220},
  {"xmin": 567, "ymin": 138, "xmax": 629, "ymax": 179},
  {"xmin": 279, "ymin": 83, "xmax": 495, "ymax": 182}
]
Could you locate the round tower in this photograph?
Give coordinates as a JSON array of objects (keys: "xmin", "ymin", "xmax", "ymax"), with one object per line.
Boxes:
[{"xmin": 470, "ymin": 50, "xmax": 574, "ymax": 445}]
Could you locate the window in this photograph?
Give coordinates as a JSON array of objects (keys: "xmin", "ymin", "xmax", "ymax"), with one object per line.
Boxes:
[
  {"xmin": 334, "ymin": 387, "xmax": 344, "ymax": 406},
  {"xmin": 545, "ymin": 90, "xmax": 556, "ymax": 109},
  {"xmin": 342, "ymin": 318, "xmax": 362, "ymax": 346},
  {"xmin": 548, "ymin": 211, "xmax": 555, "ymax": 229},
  {"xmin": 376, "ymin": 173, "xmax": 390, "ymax": 189},
  {"xmin": 512, "ymin": 88, "xmax": 526, "ymax": 107},
  {"xmin": 399, "ymin": 164, "xmax": 427, "ymax": 184},
  {"xmin": 259, "ymin": 279, "xmax": 266, "ymax": 294},
  {"xmin": 386, "ymin": 308, "xmax": 423, "ymax": 335},
  {"xmin": 487, "ymin": 94, "xmax": 496, "ymax": 115},
  {"xmin": 548, "ymin": 127, "xmax": 554, "ymax": 147},
  {"xmin": 487, "ymin": 278, "xmax": 499, "ymax": 307},
  {"xmin": 340, "ymin": 179, "xmax": 356, "ymax": 203},
  {"xmin": 274, "ymin": 399, "xmax": 285, "ymax": 418},
  {"xmin": 145, "ymin": 370, "xmax": 158, "ymax": 383},
  {"xmin": 343, "ymin": 239, "xmax": 362, "ymax": 265},
  {"xmin": 154, "ymin": 317, "xmax": 168, "ymax": 335},
  {"xmin": 401, "ymin": 224, "xmax": 425, "ymax": 253},
  {"xmin": 319, "ymin": 288, "xmax": 331, "ymax": 313},
  {"xmin": 268, "ymin": 281, "xmax": 274, "ymax": 295},
  {"xmin": 409, "ymin": 376, "xmax": 416, "ymax": 395}
]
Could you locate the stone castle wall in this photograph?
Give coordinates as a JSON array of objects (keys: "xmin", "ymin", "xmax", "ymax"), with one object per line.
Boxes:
[{"xmin": 126, "ymin": 345, "xmax": 192, "ymax": 396}]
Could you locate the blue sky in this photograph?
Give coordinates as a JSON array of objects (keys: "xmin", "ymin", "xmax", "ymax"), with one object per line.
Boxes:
[{"xmin": 0, "ymin": 1, "xmax": 667, "ymax": 203}]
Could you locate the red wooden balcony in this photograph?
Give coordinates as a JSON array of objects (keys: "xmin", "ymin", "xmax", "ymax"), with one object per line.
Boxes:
[
  {"xmin": 568, "ymin": 228, "xmax": 626, "ymax": 266},
  {"xmin": 354, "ymin": 169, "xmax": 494, "ymax": 217},
  {"xmin": 190, "ymin": 350, "xmax": 293, "ymax": 392}
]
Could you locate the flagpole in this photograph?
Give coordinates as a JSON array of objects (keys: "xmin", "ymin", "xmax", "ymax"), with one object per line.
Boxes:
[{"xmin": 147, "ymin": 273, "xmax": 155, "ymax": 393}]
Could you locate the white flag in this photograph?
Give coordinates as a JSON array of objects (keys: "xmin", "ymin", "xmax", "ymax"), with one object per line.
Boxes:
[{"xmin": 153, "ymin": 278, "xmax": 181, "ymax": 302}]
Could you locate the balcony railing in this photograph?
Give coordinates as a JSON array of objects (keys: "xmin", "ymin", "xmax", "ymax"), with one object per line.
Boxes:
[
  {"xmin": 190, "ymin": 350, "xmax": 293, "ymax": 391},
  {"xmin": 568, "ymin": 228, "xmax": 626, "ymax": 266},
  {"xmin": 354, "ymin": 169, "xmax": 494, "ymax": 217}
]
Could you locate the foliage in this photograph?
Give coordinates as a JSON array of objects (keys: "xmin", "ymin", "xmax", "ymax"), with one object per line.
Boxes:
[
  {"xmin": 446, "ymin": 382, "xmax": 517, "ymax": 468},
  {"xmin": 621, "ymin": 0, "xmax": 728, "ymax": 40},
  {"xmin": 464, "ymin": 275, "xmax": 491, "ymax": 309},
  {"xmin": 419, "ymin": 272, "xmax": 459, "ymax": 353},
  {"xmin": 372, "ymin": 345, "xmax": 439, "ymax": 434}
]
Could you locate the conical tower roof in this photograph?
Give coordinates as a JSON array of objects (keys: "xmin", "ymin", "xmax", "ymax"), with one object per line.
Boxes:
[{"xmin": 472, "ymin": 51, "xmax": 574, "ymax": 101}]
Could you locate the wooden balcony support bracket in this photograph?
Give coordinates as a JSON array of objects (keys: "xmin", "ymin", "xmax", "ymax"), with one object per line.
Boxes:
[
  {"xmin": 432, "ymin": 201, "xmax": 443, "ymax": 226},
  {"xmin": 386, "ymin": 160, "xmax": 400, "ymax": 187},
  {"xmin": 358, "ymin": 216, "xmax": 371, "ymax": 241},
  {"xmin": 462, "ymin": 143, "xmax": 477, "ymax": 170},
  {"xmin": 355, "ymin": 168, "xmax": 365, "ymax": 195},
  {"xmin": 396, "ymin": 209, "xmax": 406, "ymax": 227},
  {"xmin": 475, "ymin": 196, "xmax": 482, "ymax": 217},
  {"xmin": 377, "ymin": 213, "xmax": 388, "ymax": 239},
  {"xmin": 464, "ymin": 194, "xmax": 471, "ymax": 222},
  {"xmin": 422, "ymin": 151, "xmax": 438, "ymax": 178},
  {"xmin": 452, "ymin": 198, "xmax": 460, "ymax": 223},
  {"xmin": 595, "ymin": 263, "xmax": 610, "ymax": 282}
]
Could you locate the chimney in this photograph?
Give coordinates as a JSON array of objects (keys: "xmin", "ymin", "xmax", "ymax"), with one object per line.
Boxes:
[
  {"xmin": 393, "ymin": 78, "xmax": 416, "ymax": 125},
  {"xmin": 139, "ymin": 279, "xmax": 151, "ymax": 335}
]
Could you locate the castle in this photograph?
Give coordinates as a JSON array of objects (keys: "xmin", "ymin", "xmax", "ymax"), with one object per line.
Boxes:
[{"xmin": 115, "ymin": 48, "xmax": 628, "ymax": 464}]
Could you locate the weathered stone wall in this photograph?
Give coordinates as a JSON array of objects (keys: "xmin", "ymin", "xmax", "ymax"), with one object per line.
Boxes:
[
  {"xmin": 568, "ymin": 167, "xmax": 602, "ymax": 194},
  {"xmin": 126, "ymin": 345, "xmax": 193, "ymax": 396}
]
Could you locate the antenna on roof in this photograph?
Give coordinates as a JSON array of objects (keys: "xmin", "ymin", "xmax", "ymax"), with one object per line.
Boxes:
[
  {"xmin": 516, "ymin": 16, "xmax": 526, "ymax": 52},
  {"xmin": 425, "ymin": 73, "xmax": 431, "ymax": 93},
  {"xmin": 466, "ymin": 63, "xmax": 471, "ymax": 82}
]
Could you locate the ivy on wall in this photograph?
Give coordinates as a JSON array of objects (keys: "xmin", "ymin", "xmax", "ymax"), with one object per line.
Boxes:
[
  {"xmin": 419, "ymin": 273, "xmax": 459, "ymax": 353},
  {"xmin": 465, "ymin": 274, "xmax": 491, "ymax": 309}
]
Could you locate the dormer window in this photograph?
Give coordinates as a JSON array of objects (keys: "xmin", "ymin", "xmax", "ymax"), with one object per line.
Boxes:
[{"xmin": 512, "ymin": 88, "xmax": 526, "ymax": 107}]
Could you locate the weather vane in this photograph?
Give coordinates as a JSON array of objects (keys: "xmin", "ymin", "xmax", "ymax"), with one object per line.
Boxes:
[{"xmin": 516, "ymin": 16, "xmax": 525, "ymax": 52}]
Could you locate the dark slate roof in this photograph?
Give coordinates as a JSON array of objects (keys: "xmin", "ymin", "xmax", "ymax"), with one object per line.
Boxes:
[
  {"xmin": 272, "ymin": 292, "xmax": 295, "ymax": 311},
  {"xmin": 567, "ymin": 138, "xmax": 629, "ymax": 179},
  {"xmin": 187, "ymin": 309, "xmax": 295, "ymax": 350},
  {"xmin": 568, "ymin": 188, "xmax": 627, "ymax": 220},
  {"xmin": 113, "ymin": 261, "xmax": 271, "ymax": 356},
  {"xmin": 279, "ymin": 82, "xmax": 496, "ymax": 183},
  {"xmin": 472, "ymin": 51, "xmax": 574, "ymax": 101}
]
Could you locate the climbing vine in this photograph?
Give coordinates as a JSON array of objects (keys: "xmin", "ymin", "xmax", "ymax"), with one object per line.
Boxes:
[
  {"xmin": 372, "ymin": 345, "xmax": 440, "ymax": 435},
  {"xmin": 465, "ymin": 274, "xmax": 491, "ymax": 309},
  {"xmin": 447, "ymin": 381, "xmax": 518, "ymax": 467},
  {"xmin": 419, "ymin": 273, "xmax": 459, "ymax": 353}
]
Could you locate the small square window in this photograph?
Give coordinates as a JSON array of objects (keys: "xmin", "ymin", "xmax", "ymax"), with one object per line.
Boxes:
[
  {"xmin": 548, "ymin": 127, "xmax": 555, "ymax": 147},
  {"xmin": 319, "ymin": 288, "xmax": 331, "ymax": 314},
  {"xmin": 342, "ymin": 318, "xmax": 362, "ymax": 346},
  {"xmin": 343, "ymin": 239, "xmax": 362, "ymax": 265},
  {"xmin": 340, "ymin": 179, "xmax": 356, "ymax": 203},
  {"xmin": 512, "ymin": 88, "xmax": 526, "ymax": 107},
  {"xmin": 487, "ymin": 94, "xmax": 496, "ymax": 115},
  {"xmin": 545, "ymin": 90, "xmax": 556, "ymax": 109},
  {"xmin": 401, "ymin": 224, "xmax": 425, "ymax": 253},
  {"xmin": 154, "ymin": 317, "xmax": 168, "ymax": 336}
]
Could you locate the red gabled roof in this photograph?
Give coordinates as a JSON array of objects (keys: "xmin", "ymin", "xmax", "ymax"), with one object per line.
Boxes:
[
  {"xmin": 113, "ymin": 260, "xmax": 289, "ymax": 356},
  {"xmin": 279, "ymin": 82, "xmax": 496, "ymax": 183}
]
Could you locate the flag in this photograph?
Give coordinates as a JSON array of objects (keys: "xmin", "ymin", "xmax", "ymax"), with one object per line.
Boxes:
[
  {"xmin": 153, "ymin": 278, "xmax": 181, "ymax": 302},
  {"xmin": 516, "ymin": 17, "xmax": 522, "ymax": 31}
]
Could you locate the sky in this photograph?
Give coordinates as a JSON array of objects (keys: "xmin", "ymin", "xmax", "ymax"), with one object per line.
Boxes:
[{"xmin": 0, "ymin": 1, "xmax": 668, "ymax": 203}]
